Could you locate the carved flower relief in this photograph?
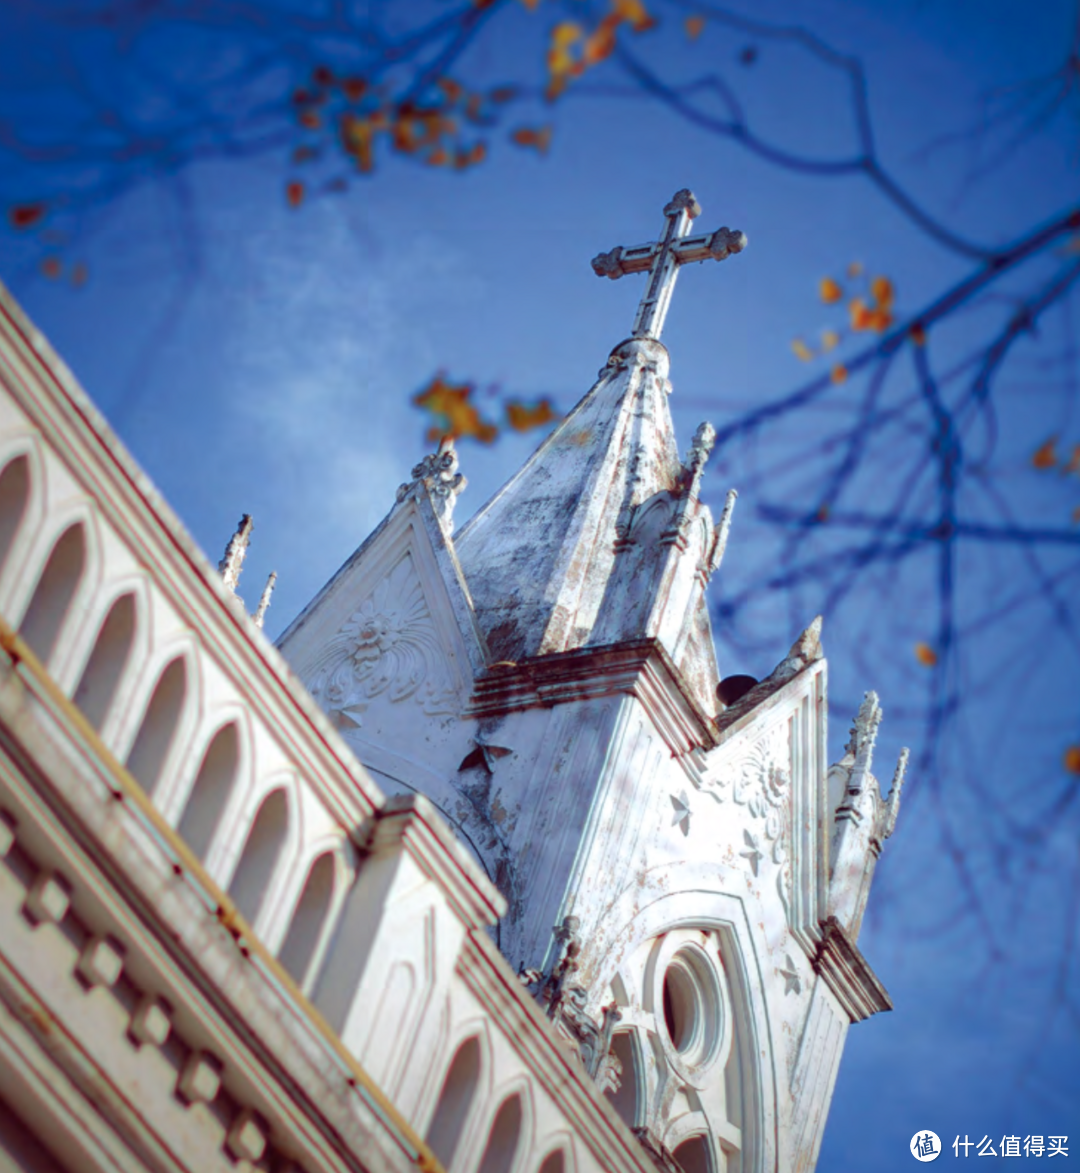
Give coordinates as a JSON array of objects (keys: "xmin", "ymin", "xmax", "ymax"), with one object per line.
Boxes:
[
  {"xmin": 711, "ymin": 723, "xmax": 795, "ymax": 916},
  {"xmin": 308, "ymin": 555, "xmax": 459, "ymax": 721}
]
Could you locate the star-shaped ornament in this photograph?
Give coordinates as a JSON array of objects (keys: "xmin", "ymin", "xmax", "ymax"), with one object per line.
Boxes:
[
  {"xmin": 740, "ymin": 829, "xmax": 764, "ymax": 876},
  {"xmin": 329, "ymin": 704, "xmax": 366, "ymax": 732},
  {"xmin": 670, "ymin": 791, "xmax": 692, "ymax": 837},
  {"xmin": 778, "ymin": 954, "xmax": 802, "ymax": 996},
  {"xmin": 459, "ymin": 738, "xmax": 513, "ymax": 774}
]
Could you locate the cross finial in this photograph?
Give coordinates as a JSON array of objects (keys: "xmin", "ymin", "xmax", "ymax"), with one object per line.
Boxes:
[{"xmin": 591, "ymin": 189, "xmax": 747, "ymax": 341}]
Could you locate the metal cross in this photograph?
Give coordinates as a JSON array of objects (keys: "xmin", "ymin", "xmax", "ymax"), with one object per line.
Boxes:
[{"xmin": 591, "ymin": 189, "xmax": 747, "ymax": 342}]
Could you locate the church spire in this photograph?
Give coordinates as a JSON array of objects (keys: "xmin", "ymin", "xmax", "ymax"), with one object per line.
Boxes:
[{"xmin": 454, "ymin": 192, "xmax": 746, "ymax": 693}]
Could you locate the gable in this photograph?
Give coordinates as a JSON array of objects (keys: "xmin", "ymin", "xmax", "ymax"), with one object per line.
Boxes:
[{"xmin": 278, "ymin": 491, "xmax": 489, "ymax": 738}]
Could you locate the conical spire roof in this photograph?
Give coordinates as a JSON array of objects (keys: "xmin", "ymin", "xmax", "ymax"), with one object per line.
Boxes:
[{"xmin": 454, "ymin": 337, "xmax": 682, "ymax": 663}]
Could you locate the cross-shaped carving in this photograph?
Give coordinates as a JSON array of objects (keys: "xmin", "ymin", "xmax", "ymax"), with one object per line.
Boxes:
[{"xmin": 591, "ymin": 189, "xmax": 747, "ymax": 341}]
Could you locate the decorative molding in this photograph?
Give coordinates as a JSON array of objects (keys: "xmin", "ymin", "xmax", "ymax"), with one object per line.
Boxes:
[
  {"xmin": 369, "ymin": 793, "xmax": 506, "ymax": 930},
  {"xmin": 467, "ymin": 638, "xmax": 719, "ymax": 755},
  {"xmin": 812, "ymin": 916, "xmax": 893, "ymax": 1022},
  {"xmin": 307, "ymin": 553, "xmax": 460, "ymax": 727}
]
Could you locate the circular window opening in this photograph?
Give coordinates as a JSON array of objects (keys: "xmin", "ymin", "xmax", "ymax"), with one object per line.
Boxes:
[{"xmin": 662, "ymin": 961, "xmax": 700, "ymax": 1053}]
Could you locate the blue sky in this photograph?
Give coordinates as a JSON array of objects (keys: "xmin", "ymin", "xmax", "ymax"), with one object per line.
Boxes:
[{"xmin": 1, "ymin": 0, "xmax": 1078, "ymax": 1166}]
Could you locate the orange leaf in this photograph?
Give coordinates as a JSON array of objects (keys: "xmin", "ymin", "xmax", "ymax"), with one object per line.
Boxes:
[
  {"xmin": 914, "ymin": 642, "xmax": 938, "ymax": 667},
  {"xmin": 910, "ymin": 323, "xmax": 926, "ymax": 346},
  {"xmin": 9, "ymin": 203, "xmax": 47, "ymax": 231},
  {"xmin": 583, "ymin": 17, "xmax": 618, "ymax": 64},
  {"xmin": 341, "ymin": 76, "xmax": 367, "ymax": 102},
  {"xmin": 870, "ymin": 275, "xmax": 894, "ymax": 307},
  {"xmin": 849, "ymin": 298, "xmax": 875, "ymax": 332},
  {"xmin": 518, "ymin": 0, "xmax": 541, "ymax": 8},
  {"xmin": 1064, "ymin": 745, "xmax": 1080, "ymax": 774},
  {"xmin": 312, "ymin": 65, "xmax": 334, "ymax": 87},
  {"xmin": 820, "ymin": 329, "xmax": 840, "ymax": 353},
  {"xmin": 866, "ymin": 307, "xmax": 893, "ymax": 333},
  {"xmin": 299, "ymin": 108, "xmax": 322, "ymax": 129},
  {"xmin": 340, "ymin": 113, "xmax": 377, "ymax": 171},
  {"xmin": 39, "ymin": 256, "xmax": 62, "ymax": 279},
  {"xmin": 414, "ymin": 376, "xmax": 499, "ymax": 444},
  {"xmin": 1063, "ymin": 443, "xmax": 1080, "ymax": 475},
  {"xmin": 819, "ymin": 276, "xmax": 842, "ymax": 304},
  {"xmin": 437, "ymin": 77, "xmax": 464, "ymax": 104},
  {"xmin": 830, "ymin": 364, "xmax": 848, "ymax": 384},
  {"xmin": 506, "ymin": 398, "xmax": 560, "ymax": 432},
  {"xmin": 286, "ymin": 181, "xmax": 304, "ymax": 207},
  {"xmin": 510, "ymin": 125, "xmax": 552, "ymax": 153},
  {"xmin": 548, "ymin": 21, "xmax": 584, "ymax": 89},
  {"xmin": 684, "ymin": 14, "xmax": 705, "ymax": 38},
  {"xmin": 791, "ymin": 338, "xmax": 814, "ymax": 361},
  {"xmin": 426, "ymin": 148, "xmax": 449, "ymax": 166},
  {"xmin": 1031, "ymin": 438, "xmax": 1058, "ymax": 469},
  {"xmin": 612, "ymin": 0, "xmax": 656, "ymax": 32}
]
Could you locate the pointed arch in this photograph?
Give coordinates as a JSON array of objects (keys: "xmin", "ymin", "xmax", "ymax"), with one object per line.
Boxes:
[
  {"xmin": 606, "ymin": 1031, "xmax": 641, "ymax": 1128},
  {"xmin": 125, "ymin": 656, "xmax": 189, "ymax": 797},
  {"xmin": 72, "ymin": 592, "xmax": 136, "ymax": 731},
  {"xmin": 19, "ymin": 521, "xmax": 86, "ymax": 667},
  {"xmin": 536, "ymin": 1149, "xmax": 568, "ymax": 1173},
  {"xmin": 425, "ymin": 1035, "xmax": 482, "ymax": 1168},
  {"xmin": 0, "ymin": 454, "xmax": 29, "ymax": 579},
  {"xmin": 672, "ymin": 1135, "xmax": 713, "ymax": 1173},
  {"xmin": 476, "ymin": 1093, "xmax": 523, "ymax": 1173},
  {"xmin": 175, "ymin": 721, "xmax": 239, "ymax": 858},
  {"xmin": 228, "ymin": 788, "xmax": 289, "ymax": 925},
  {"xmin": 278, "ymin": 850, "xmax": 336, "ymax": 989}
]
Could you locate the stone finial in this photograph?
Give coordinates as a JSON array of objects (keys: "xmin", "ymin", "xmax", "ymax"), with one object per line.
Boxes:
[
  {"xmin": 708, "ymin": 488, "xmax": 738, "ymax": 576},
  {"xmin": 396, "ymin": 437, "xmax": 467, "ymax": 532},
  {"xmin": 686, "ymin": 422, "xmax": 716, "ymax": 485},
  {"xmin": 882, "ymin": 747, "xmax": 909, "ymax": 839},
  {"xmin": 768, "ymin": 614, "xmax": 824, "ymax": 684},
  {"xmin": 253, "ymin": 571, "xmax": 277, "ymax": 629},
  {"xmin": 845, "ymin": 690, "xmax": 883, "ymax": 775},
  {"xmin": 219, "ymin": 514, "xmax": 253, "ymax": 594}
]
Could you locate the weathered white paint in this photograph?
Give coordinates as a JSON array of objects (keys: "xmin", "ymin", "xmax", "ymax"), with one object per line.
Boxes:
[{"xmin": 0, "ymin": 180, "xmax": 906, "ymax": 1173}]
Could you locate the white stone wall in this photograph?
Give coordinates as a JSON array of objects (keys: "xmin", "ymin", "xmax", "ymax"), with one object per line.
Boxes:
[{"xmin": 0, "ymin": 283, "xmax": 659, "ymax": 1173}]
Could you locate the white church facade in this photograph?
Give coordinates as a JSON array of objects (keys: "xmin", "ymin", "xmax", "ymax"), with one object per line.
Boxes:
[{"xmin": 0, "ymin": 191, "xmax": 905, "ymax": 1173}]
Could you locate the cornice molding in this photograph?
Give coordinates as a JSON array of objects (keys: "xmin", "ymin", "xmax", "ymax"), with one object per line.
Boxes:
[
  {"xmin": 369, "ymin": 794, "xmax": 506, "ymax": 929},
  {"xmin": 812, "ymin": 916, "xmax": 893, "ymax": 1023},
  {"xmin": 467, "ymin": 637, "xmax": 719, "ymax": 754}
]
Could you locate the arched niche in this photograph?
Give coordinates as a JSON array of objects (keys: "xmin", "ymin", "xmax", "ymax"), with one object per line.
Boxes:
[
  {"xmin": 174, "ymin": 721, "xmax": 239, "ymax": 856},
  {"xmin": 228, "ymin": 788, "xmax": 289, "ymax": 925},
  {"xmin": 672, "ymin": 1135, "xmax": 713, "ymax": 1173},
  {"xmin": 477, "ymin": 1094, "xmax": 523, "ymax": 1173},
  {"xmin": 426, "ymin": 1035, "xmax": 482, "ymax": 1168},
  {"xmin": 606, "ymin": 1031, "xmax": 640, "ymax": 1128},
  {"xmin": 536, "ymin": 1149, "xmax": 567, "ymax": 1173},
  {"xmin": 125, "ymin": 656, "xmax": 189, "ymax": 798},
  {"xmin": 0, "ymin": 455, "xmax": 30, "ymax": 577},
  {"xmin": 20, "ymin": 521, "xmax": 86, "ymax": 668},
  {"xmin": 279, "ymin": 851, "xmax": 336, "ymax": 989},
  {"xmin": 72, "ymin": 592, "xmax": 136, "ymax": 731}
]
